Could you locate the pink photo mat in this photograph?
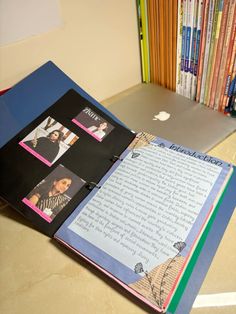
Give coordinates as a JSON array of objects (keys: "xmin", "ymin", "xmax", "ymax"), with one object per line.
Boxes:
[
  {"xmin": 19, "ymin": 141, "xmax": 52, "ymax": 167},
  {"xmin": 72, "ymin": 119, "xmax": 102, "ymax": 142},
  {"xmin": 22, "ymin": 198, "xmax": 52, "ymax": 223}
]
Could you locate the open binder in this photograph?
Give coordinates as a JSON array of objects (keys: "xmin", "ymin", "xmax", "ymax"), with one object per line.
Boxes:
[{"xmin": 0, "ymin": 62, "xmax": 235, "ymax": 314}]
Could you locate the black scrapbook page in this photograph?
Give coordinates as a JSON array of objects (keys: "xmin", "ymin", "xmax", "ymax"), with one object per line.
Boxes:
[{"xmin": 0, "ymin": 89, "xmax": 136, "ymax": 236}]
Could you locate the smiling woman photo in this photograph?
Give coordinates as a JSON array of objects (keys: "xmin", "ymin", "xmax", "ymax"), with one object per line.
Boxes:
[{"xmin": 88, "ymin": 122, "xmax": 108, "ymax": 139}]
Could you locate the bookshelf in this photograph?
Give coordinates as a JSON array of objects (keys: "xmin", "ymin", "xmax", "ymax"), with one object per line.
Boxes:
[{"xmin": 137, "ymin": 0, "xmax": 236, "ymax": 116}]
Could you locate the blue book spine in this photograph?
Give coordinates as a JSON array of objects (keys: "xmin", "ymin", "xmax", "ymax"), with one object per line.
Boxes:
[
  {"xmin": 181, "ymin": 26, "xmax": 186, "ymax": 71},
  {"xmin": 190, "ymin": 27, "xmax": 197, "ymax": 74},
  {"xmin": 185, "ymin": 26, "xmax": 191, "ymax": 72},
  {"xmin": 194, "ymin": 29, "xmax": 201, "ymax": 76}
]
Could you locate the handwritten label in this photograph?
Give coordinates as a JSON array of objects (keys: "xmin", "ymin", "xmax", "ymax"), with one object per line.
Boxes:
[{"xmin": 69, "ymin": 144, "xmax": 221, "ymax": 271}]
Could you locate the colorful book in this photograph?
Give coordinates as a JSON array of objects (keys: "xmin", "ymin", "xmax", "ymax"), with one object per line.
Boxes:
[
  {"xmin": 179, "ymin": 0, "xmax": 188, "ymax": 95},
  {"xmin": 196, "ymin": 0, "xmax": 210, "ymax": 102},
  {"xmin": 167, "ymin": 0, "xmax": 176, "ymax": 90},
  {"xmin": 203, "ymin": 0, "xmax": 222, "ymax": 105},
  {"xmin": 138, "ymin": 0, "xmax": 150, "ymax": 83},
  {"xmin": 159, "ymin": 0, "xmax": 166, "ymax": 87},
  {"xmin": 183, "ymin": 0, "xmax": 195, "ymax": 98},
  {"xmin": 172, "ymin": 0, "xmax": 178, "ymax": 91},
  {"xmin": 176, "ymin": 0, "xmax": 183, "ymax": 94},
  {"xmin": 228, "ymin": 76, "xmax": 236, "ymax": 116},
  {"xmin": 199, "ymin": 0, "xmax": 216, "ymax": 104},
  {"xmin": 205, "ymin": 0, "xmax": 225, "ymax": 106},
  {"xmin": 208, "ymin": 0, "xmax": 230, "ymax": 108},
  {"xmin": 191, "ymin": 0, "xmax": 204, "ymax": 100},
  {"xmin": 214, "ymin": 0, "xmax": 236, "ymax": 110},
  {"xmin": 224, "ymin": 50, "xmax": 236, "ymax": 112},
  {"xmin": 219, "ymin": 4, "xmax": 236, "ymax": 111},
  {"xmin": 186, "ymin": 0, "xmax": 198, "ymax": 98},
  {"xmin": 225, "ymin": 68, "xmax": 236, "ymax": 115}
]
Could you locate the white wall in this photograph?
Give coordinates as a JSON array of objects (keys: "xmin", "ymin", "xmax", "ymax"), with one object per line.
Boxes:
[{"xmin": 0, "ymin": 0, "xmax": 141, "ymax": 101}]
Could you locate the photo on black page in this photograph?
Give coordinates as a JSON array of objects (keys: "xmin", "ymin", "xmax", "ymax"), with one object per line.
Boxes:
[{"xmin": 72, "ymin": 107, "xmax": 114, "ymax": 142}]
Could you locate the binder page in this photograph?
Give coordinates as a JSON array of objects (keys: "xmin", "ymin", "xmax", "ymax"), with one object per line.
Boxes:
[
  {"xmin": 0, "ymin": 89, "xmax": 135, "ymax": 237},
  {"xmin": 55, "ymin": 134, "xmax": 232, "ymax": 310}
]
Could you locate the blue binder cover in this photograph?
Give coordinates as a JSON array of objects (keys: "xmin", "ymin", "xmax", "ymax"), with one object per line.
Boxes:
[
  {"xmin": 0, "ymin": 61, "xmax": 235, "ymax": 313},
  {"xmin": 0, "ymin": 61, "xmax": 124, "ymax": 149}
]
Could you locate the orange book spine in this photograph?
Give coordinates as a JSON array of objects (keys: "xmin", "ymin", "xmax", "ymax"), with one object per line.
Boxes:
[
  {"xmin": 196, "ymin": 0, "xmax": 210, "ymax": 102},
  {"xmin": 152, "ymin": 0, "xmax": 158, "ymax": 84},
  {"xmin": 159, "ymin": 0, "xmax": 165, "ymax": 86},
  {"xmin": 208, "ymin": 0, "xmax": 230, "ymax": 108},
  {"xmin": 169, "ymin": 0, "xmax": 173, "ymax": 90},
  {"xmin": 155, "ymin": 0, "xmax": 161, "ymax": 84},
  {"xmin": 147, "ymin": 0, "xmax": 155, "ymax": 83},
  {"xmin": 172, "ymin": 0, "xmax": 178, "ymax": 91}
]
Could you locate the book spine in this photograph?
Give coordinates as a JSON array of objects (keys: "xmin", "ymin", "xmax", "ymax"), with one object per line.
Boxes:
[
  {"xmin": 208, "ymin": 0, "xmax": 230, "ymax": 108},
  {"xmin": 191, "ymin": 0, "xmax": 204, "ymax": 100},
  {"xmin": 172, "ymin": 0, "xmax": 178, "ymax": 91},
  {"xmin": 138, "ymin": 1, "xmax": 145, "ymax": 82},
  {"xmin": 183, "ymin": 0, "xmax": 195, "ymax": 98},
  {"xmin": 219, "ymin": 6, "xmax": 236, "ymax": 111},
  {"xmin": 214, "ymin": 0, "xmax": 235, "ymax": 110},
  {"xmin": 226, "ymin": 73, "xmax": 236, "ymax": 115},
  {"xmin": 222, "ymin": 43, "xmax": 236, "ymax": 112},
  {"xmin": 147, "ymin": 0, "xmax": 158, "ymax": 84},
  {"xmin": 203, "ymin": 0, "xmax": 221, "ymax": 105},
  {"xmin": 176, "ymin": 0, "xmax": 184, "ymax": 94},
  {"xmin": 166, "ymin": 0, "xmax": 171, "ymax": 89},
  {"xmin": 206, "ymin": 0, "xmax": 225, "ymax": 106},
  {"xmin": 224, "ymin": 53, "xmax": 236, "ymax": 112},
  {"xmin": 187, "ymin": 0, "xmax": 199, "ymax": 99},
  {"xmin": 139, "ymin": 0, "xmax": 150, "ymax": 83},
  {"xmin": 159, "ymin": 0, "xmax": 165, "ymax": 86},
  {"xmin": 196, "ymin": 0, "xmax": 210, "ymax": 102},
  {"xmin": 199, "ymin": 0, "xmax": 216, "ymax": 104},
  {"xmin": 169, "ymin": 0, "xmax": 173, "ymax": 90},
  {"xmin": 180, "ymin": 0, "xmax": 188, "ymax": 95}
]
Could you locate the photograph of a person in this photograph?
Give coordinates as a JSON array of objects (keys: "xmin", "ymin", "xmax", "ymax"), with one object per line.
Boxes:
[
  {"xmin": 72, "ymin": 107, "xmax": 114, "ymax": 142},
  {"xmin": 22, "ymin": 164, "xmax": 85, "ymax": 223},
  {"xmin": 19, "ymin": 117, "xmax": 79, "ymax": 166}
]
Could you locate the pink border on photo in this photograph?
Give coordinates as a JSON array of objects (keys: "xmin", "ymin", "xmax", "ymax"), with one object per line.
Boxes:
[
  {"xmin": 22, "ymin": 198, "xmax": 52, "ymax": 223},
  {"xmin": 72, "ymin": 119, "xmax": 102, "ymax": 142},
  {"xmin": 19, "ymin": 141, "xmax": 53, "ymax": 167}
]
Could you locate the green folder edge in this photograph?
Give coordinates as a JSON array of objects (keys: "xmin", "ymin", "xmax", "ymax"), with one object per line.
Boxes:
[{"xmin": 167, "ymin": 173, "xmax": 234, "ymax": 313}]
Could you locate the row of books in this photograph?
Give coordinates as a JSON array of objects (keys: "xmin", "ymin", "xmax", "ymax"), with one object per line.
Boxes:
[
  {"xmin": 137, "ymin": 0, "xmax": 236, "ymax": 116},
  {"xmin": 176, "ymin": 0, "xmax": 236, "ymax": 115}
]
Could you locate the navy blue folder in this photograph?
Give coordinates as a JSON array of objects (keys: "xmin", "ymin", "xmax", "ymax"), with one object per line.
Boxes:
[{"xmin": 0, "ymin": 61, "xmax": 235, "ymax": 313}]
